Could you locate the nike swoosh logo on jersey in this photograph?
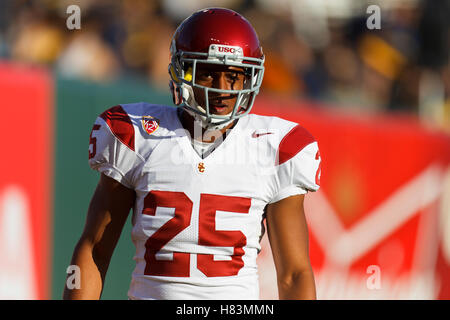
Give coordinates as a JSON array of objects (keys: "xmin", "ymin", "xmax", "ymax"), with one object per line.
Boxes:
[{"xmin": 252, "ymin": 131, "xmax": 274, "ymax": 138}]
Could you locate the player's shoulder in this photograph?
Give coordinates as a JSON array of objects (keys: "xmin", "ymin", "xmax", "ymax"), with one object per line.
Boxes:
[
  {"xmin": 99, "ymin": 102, "xmax": 179, "ymax": 132},
  {"xmin": 95, "ymin": 102, "xmax": 179, "ymax": 153},
  {"xmin": 246, "ymin": 113, "xmax": 312, "ymax": 135},
  {"xmin": 245, "ymin": 113, "xmax": 317, "ymax": 165},
  {"xmin": 245, "ymin": 113, "xmax": 316, "ymax": 145},
  {"xmin": 246, "ymin": 113, "xmax": 295, "ymax": 130}
]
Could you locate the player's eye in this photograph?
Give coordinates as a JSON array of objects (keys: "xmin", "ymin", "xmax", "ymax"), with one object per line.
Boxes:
[
  {"xmin": 196, "ymin": 70, "xmax": 213, "ymax": 82},
  {"xmin": 226, "ymin": 72, "xmax": 238, "ymax": 81}
]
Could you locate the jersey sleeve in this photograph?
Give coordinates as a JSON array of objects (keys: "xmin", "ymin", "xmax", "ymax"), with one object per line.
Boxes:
[
  {"xmin": 88, "ymin": 105, "xmax": 144, "ymax": 189},
  {"xmin": 269, "ymin": 124, "xmax": 322, "ymax": 204}
]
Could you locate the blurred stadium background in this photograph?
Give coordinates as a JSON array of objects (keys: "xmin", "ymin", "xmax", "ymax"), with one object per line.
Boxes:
[{"xmin": 0, "ymin": 0, "xmax": 449, "ymax": 300}]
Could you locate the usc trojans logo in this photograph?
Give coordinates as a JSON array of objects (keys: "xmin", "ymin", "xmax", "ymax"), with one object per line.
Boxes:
[
  {"xmin": 198, "ymin": 162, "xmax": 205, "ymax": 173},
  {"xmin": 142, "ymin": 116, "xmax": 159, "ymax": 135}
]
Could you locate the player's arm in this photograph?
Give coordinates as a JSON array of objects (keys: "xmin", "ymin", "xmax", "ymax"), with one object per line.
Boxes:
[
  {"xmin": 63, "ymin": 173, "xmax": 135, "ymax": 299},
  {"xmin": 266, "ymin": 194, "xmax": 316, "ymax": 300}
]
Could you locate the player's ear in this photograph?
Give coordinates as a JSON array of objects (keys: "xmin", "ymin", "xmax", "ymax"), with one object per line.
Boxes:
[{"xmin": 169, "ymin": 80, "xmax": 182, "ymax": 105}]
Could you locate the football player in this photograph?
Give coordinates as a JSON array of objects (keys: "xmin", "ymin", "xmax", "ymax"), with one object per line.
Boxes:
[{"xmin": 63, "ymin": 7, "xmax": 321, "ymax": 300}]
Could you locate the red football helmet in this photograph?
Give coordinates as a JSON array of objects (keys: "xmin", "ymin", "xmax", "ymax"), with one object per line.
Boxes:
[{"xmin": 168, "ymin": 8, "xmax": 265, "ymax": 129}]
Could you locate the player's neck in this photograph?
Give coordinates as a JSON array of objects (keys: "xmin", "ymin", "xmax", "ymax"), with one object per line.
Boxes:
[{"xmin": 178, "ymin": 109, "xmax": 236, "ymax": 143}]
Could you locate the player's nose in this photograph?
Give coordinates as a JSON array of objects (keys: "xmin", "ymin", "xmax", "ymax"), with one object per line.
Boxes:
[{"xmin": 211, "ymin": 72, "xmax": 230, "ymax": 91}]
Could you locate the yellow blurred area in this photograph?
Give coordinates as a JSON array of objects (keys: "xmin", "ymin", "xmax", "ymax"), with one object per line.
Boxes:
[
  {"xmin": 262, "ymin": 52, "xmax": 303, "ymax": 97},
  {"xmin": 12, "ymin": 23, "xmax": 65, "ymax": 64},
  {"xmin": 358, "ymin": 34, "xmax": 407, "ymax": 80}
]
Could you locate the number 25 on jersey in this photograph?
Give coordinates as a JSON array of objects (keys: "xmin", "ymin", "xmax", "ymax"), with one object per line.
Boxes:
[{"xmin": 143, "ymin": 190, "xmax": 251, "ymax": 277}]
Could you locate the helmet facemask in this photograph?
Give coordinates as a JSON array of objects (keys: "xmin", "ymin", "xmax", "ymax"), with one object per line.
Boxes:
[{"xmin": 169, "ymin": 40, "xmax": 265, "ymax": 130}]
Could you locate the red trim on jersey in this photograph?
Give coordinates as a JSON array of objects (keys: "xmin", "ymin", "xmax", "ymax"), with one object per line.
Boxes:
[
  {"xmin": 100, "ymin": 105, "xmax": 135, "ymax": 151},
  {"xmin": 277, "ymin": 124, "xmax": 315, "ymax": 165}
]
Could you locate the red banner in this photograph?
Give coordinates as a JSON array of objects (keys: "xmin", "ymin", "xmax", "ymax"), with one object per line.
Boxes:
[
  {"xmin": 0, "ymin": 62, "xmax": 53, "ymax": 299},
  {"xmin": 254, "ymin": 97, "xmax": 450, "ymax": 299}
]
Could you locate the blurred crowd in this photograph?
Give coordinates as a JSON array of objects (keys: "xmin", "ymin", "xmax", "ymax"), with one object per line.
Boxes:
[{"xmin": 0, "ymin": 0, "xmax": 449, "ymax": 130}]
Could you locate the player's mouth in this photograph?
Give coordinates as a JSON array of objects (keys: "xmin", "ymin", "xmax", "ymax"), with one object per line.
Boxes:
[{"xmin": 209, "ymin": 104, "xmax": 230, "ymax": 114}]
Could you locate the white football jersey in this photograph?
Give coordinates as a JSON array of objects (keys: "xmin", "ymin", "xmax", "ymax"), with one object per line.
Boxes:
[{"xmin": 88, "ymin": 102, "xmax": 321, "ymax": 300}]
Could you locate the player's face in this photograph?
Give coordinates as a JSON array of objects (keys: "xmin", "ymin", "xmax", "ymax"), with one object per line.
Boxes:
[{"xmin": 193, "ymin": 64, "xmax": 246, "ymax": 115}]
